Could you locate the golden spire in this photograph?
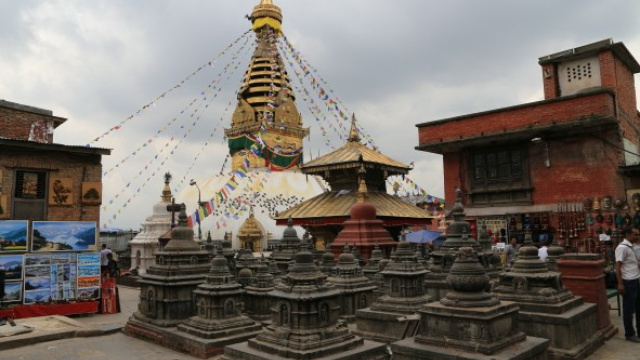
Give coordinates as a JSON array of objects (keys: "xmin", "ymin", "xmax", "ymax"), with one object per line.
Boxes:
[
  {"xmin": 250, "ymin": 0, "xmax": 283, "ymax": 33},
  {"xmin": 356, "ymin": 164, "xmax": 368, "ymax": 203},
  {"xmin": 347, "ymin": 114, "xmax": 361, "ymax": 143}
]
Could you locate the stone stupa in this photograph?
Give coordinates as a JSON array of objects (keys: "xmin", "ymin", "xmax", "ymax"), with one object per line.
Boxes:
[
  {"xmin": 354, "ymin": 241, "xmax": 433, "ymax": 343},
  {"xmin": 327, "ymin": 245, "xmax": 377, "ymax": 323},
  {"xmin": 391, "ymin": 247, "xmax": 549, "ymax": 360},
  {"xmin": 424, "ymin": 188, "xmax": 500, "ymax": 300},
  {"xmin": 493, "ymin": 231, "xmax": 604, "ymax": 359},
  {"xmin": 125, "ymin": 204, "xmax": 211, "ymax": 336},
  {"xmin": 175, "ymin": 248, "xmax": 263, "ymax": 358},
  {"xmin": 223, "ymin": 241, "xmax": 390, "ymax": 359},
  {"xmin": 128, "ymin": 172, "xmax": 174, "ymax": 274}
]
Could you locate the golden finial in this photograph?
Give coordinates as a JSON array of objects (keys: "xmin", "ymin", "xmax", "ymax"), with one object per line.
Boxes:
[
  {"xmin": 250, "ymin": 0, "xmax": 283, "ymax": 33},
  {"xmin": 356, "ymin": 164, "xmax": 368, "ymax": 203},
  {"xmin": 348, "ymin": 114, "xmax": 361, "ymax": 143}
]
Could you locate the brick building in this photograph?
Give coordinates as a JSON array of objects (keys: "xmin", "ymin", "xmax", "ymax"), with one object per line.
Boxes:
[
  {"xmin": 0, "ymin": 99, "xmax": 110, "ymax": 222},
  {"xmin": 416, "ymin": 39, "xmax": 640, "ymax": 253}
]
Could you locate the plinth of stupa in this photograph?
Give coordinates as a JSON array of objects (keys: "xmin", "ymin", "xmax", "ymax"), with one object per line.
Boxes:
[
  {"xmin": 493, "ymin": 232, "xmax": 604, "ymax": 359},
  {"xmin": 223, "ymin": 241, "xmax": 389, "ymax": 359},
  {"xmin": 354, "ymin": 241, "xmax": 433, "ymax": 343},
  {"xmin": 391, "ymin": 247, "xmax": 549, "ymax": 360}
]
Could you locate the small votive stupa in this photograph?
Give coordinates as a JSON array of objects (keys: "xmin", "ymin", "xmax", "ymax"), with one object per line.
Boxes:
[
  {"xmin": 243, "ymin": 260, "xmax": 276, "ymax": 323},
  {"xmin": 128, "ymin": 172, "xmax": 175, "ymax": 274},
  {"xmin": 173, "ymin": 248, "xmax": 263, "ymax": 358},
  {"xmin": 492, "ymin": 231, "xmax": 604, "ymax": 360},
  {"xmin": 269, "ymin": 217, "xmax": 302, "ymax": 273},
  {"xmin": 327, "ymin": 245, "xmax": 377, "ymax": 323},
  {"xmin": 424, "ymin": 188, "xmax": 500, "ymax": 300},
  {"xmin": 391, "ymin": 247, "xmax": 549, "ymax": 360},
  {"xmin": 223, "ymin": 242, "xmax": 390, "ymax": 359},
  {"xmin": 125, "ymin": 204, "xmax": 211, "ymax": 334},
  {"xmin": 354, "ymin": 241, "xmax": 432, "ymax": 343}
]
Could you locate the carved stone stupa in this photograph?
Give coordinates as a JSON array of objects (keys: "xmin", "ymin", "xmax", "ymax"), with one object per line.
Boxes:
[
  {"xmin": 224, "ymin": 243, "xmax": 390, "ymax": 359},
  {"xmin": 354, "ymin": 241, "xmax": 433, "ymax": 343},
  {"xmin": 269, "ymin": 217, "xmax": 301, "ymax": 273},
  {"xmin": 125, "ymin": 204, "xmax": 211, "ymax": 337},
  {"xmin": 392, "ymin": 247, "xmax": 549, "ymax": 360},
  {"xmin": 243, "ymin": 261, "xmax": 276, "ymax": 323},
  {"xmin": 327, "ymin": 245, "xmax": 377, "ymax": 323},
  {"xmin": 493, "ymin": 232, "xmax": 604, "ymax": 359},
  {"xmin": 424, "ymin": 188, "xmax": 499, "ymax": 300},
  {"xmin": 175, "ymin": 249, "xmax": 263, "ymax": 358}
]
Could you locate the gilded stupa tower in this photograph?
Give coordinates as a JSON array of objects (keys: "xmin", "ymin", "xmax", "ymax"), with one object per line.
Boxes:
[{"xmin": 224, "ymin": 0, "xmax": 308, "ymax": 172}]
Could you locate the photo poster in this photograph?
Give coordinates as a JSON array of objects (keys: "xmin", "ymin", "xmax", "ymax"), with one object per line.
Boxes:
[
  {"xmin": 0, "ymin": 220, "xmax": 29, "ymax": 252},
  {"xmin": 76, "ymin": 252, "xmax": 100, "ymax": 300},
  {"xmin": 23, "ymin": 253, "xmax": 52, "ymax": 304},
  {"xmin": 0, "ymin": 254, "xmax": 24, "ymax": 303},
  {"xmin": 50, "ymin": 253, "xmax": 77, "ymax": 300},
  {"xmin": 31, "ymin": 221, "xmax": 97, "ymax": 252}
]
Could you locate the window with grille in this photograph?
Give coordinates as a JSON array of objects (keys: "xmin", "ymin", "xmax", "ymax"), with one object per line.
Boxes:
[
  {"xmin": 468, "ymin": 146, "xmax": 531, "ymax": 206},
  {"xmin": 14, "ymin": 171, "xmax": 47, "ymax": 199}
]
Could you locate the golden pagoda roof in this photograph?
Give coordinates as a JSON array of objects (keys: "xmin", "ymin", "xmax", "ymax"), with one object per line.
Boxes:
[
  {"xmin": 275, "ymin": 190, "xmax": 435, "ymax": 224},
  {"xmin": 302, "ymin": 115, "xmax": 410, "ymax": 175}
]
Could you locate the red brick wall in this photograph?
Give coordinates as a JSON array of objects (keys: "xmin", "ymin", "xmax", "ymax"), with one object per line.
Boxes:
[
  {"xmin": 541, "ymin": 63, "xmax": 558, "ymax": 99},
  {"xmin": 418, "ymin": 92, "xmax": 615, "ymax": 145},
  {"xmin": 0, "ymin": 107, "xmax": 54, "ymax": 143},
  {"xmin": 0, "ymin": 149, "xmax": 103, "ymax": 222}
]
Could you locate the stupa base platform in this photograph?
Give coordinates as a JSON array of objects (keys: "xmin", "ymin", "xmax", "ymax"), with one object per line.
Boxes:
[
  {"xmin": 124, "ymin": 317, "xmax": 262, "ymax": 359},
  {"xmin": 391, "ymin": 336, "xmax": 549, "ymax": 360},
  {"xmin": 353, "ymin": 308, "xmax": 420, "ymax": 343},
  {"xmin": 518, "ymin": 304, "xmax": 605, "ymax": 360},
  {"xmin": 222, "ymin": 339, "xmax": 390, "ymax": 360}
]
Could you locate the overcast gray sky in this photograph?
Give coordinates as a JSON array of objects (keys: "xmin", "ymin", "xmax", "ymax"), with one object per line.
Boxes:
[{"xmin": 1, "ymin": 0, "xmax": 640, "ymax": 230}]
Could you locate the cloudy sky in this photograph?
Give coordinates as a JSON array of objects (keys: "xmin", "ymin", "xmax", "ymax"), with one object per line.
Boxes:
[{"xmin": 2, "ymin": 0, "xmax": 640, "ymax": 230}]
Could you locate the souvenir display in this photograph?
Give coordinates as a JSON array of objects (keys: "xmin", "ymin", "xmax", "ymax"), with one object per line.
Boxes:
[{"xmin": 602, "ymin": 196, "xmax": 612, "ymax": 210}]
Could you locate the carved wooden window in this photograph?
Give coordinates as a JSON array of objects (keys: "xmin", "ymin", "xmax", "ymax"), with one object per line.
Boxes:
[
  {"xmin": 468, "ymin": 145, "xmax": 531, "ymax": 206},
  {"xmin": 12, "ymin": 170, "xmax": 47, "ymax": 220}
]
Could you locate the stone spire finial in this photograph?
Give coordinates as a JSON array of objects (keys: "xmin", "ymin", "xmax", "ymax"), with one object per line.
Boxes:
[
  {"xmin": 163, "ymin": 204, "xmax": 201, "ymax": 251},
  {"xmin": 441, "ymin": 247, "xmax": 499, "ymax": 308},
  {"xmin": 508, "ymin": 230, "xmax": 549, "ymax": 274},
  {"xmin": 452, "ymin": 187, "xmax": 465, "ymax": 222}
]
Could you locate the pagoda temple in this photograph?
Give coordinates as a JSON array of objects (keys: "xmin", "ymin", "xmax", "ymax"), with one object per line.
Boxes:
[{"xmin": 275, "ymin": 115, "xmax": 435, "ymax": 247}]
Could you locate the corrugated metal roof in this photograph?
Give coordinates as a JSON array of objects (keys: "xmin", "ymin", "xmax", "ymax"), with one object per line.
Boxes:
[
  {"xmin": 275, "ymin": 190, "xmax": 435, "ymax": 220},
  {"xmin": 302, "ymin": 141, "xmax": 410, "ymax": 174}
]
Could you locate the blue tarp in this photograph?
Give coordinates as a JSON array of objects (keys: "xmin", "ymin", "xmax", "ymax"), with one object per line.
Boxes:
[{"xmin": 406, "ymin": 230, "xmax": 443, "ymax": 244}]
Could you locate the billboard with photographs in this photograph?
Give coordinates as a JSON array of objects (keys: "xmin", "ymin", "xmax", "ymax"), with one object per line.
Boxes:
[{"xmin": 31, "ymin": 221, "xmax": 97, "ymax": 252}]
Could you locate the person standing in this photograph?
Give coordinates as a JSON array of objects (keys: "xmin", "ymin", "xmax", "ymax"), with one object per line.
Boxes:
[
  {"xmin": 615, "ymin": 227, "xmax": 640, "ymax": 342},
  {"xmin": 505, "ymin": 237, "xmax": 519, "ymax": 268},
  {"xmin": 538, "ymin": 237, "xmax": 548, "ymax": 261},
  {"xmin": 100, "ymin": 244, "xmax": 112, "ymax": 276}
]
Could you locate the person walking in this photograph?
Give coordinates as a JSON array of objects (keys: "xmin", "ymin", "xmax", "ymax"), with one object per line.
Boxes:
[{"xmin": 615, "ymin": 227, "xmax": 640, "ymax": 342}]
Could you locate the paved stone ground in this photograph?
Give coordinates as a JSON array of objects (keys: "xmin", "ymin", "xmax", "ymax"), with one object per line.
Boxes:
[{"xmin": 0, "ymin": 285, "xmax": 636, "ymax": 359}]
